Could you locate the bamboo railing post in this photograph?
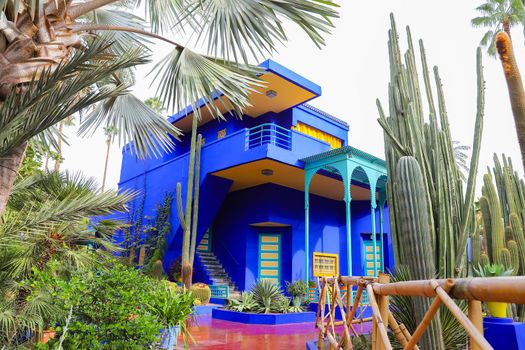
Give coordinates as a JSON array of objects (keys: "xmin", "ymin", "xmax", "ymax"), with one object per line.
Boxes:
[
  {"xmin": 468, "ymin": 300, "xmax": 483, "ymax": 350},
  {"xmin": 318, "ymin": 279, "xmax": 327, "ymax": 350},
  {"xmin": 333, "ymin": 283, "xmax": 353, "ymax": 350},
  {"xmin": 399, "ymin": 323, "xmax": 420, "ymax": 350},
  {"xmin": 378, "ymin": 273, "xmax": 390, "ymax": 331},
  {"xmin": 366, "ymin": 283, "xmax": 393, "ymax": 350},
  {"xmin": 388, "ymin": 312, "xmax": 409, "ymax": 348},
  {"xmin": 434, "ymin": 284, "xmax": 493, "ymax": 350},
  {"xmin": 346, "ymin": 285, "xmax": 363, "ymax": 327},
  {"xmin": 404, "ymin": 280, "xmax": 454, "ymax": 350}
]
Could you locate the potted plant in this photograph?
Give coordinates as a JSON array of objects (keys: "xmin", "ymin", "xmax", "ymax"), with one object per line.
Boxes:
[
  {"xmin": 148, "ymin": 285, "xmax": 195, "ymax": 349},
  {"xmin": 286, "ymin": 280, "xmax": 309, "ymax": 311},
  {"xmin": 474, "ymin": 263, "xmax": 513, "ymax": 318}
]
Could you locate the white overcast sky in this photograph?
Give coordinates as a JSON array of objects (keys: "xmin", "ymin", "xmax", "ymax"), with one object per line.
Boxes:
[{"xmin": 62, "ymin": 1, "xmax": 524, "ymax": 194}]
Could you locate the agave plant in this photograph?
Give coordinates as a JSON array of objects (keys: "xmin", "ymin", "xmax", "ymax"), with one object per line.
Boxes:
[
  {"xmin": 226, "ymin": 292, "xmax": 257, "ymax": 313},
  {"xmin": 474, "ymin": 263, "xmax": 514, "ymax": 277},
  {"xmin": 252, "ymin": 279, "xmax": 284, "ymax": 314}
]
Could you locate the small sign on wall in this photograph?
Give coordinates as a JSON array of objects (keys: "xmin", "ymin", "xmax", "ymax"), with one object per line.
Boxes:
[{"xmin": 313, "ymin": 252, "xmax": 339, "ymax": 277}]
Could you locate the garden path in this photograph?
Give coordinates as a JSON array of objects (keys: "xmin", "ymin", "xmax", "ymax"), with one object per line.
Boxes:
[{"xmin": 176, "ymin": 311, "xmax": 372, "ymax": 349}]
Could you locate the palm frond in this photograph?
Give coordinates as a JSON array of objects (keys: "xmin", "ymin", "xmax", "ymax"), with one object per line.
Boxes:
[
  {"xmin": 185, "ymin": 0, "xmax": 339, "ymax": 62},
  {"xmin": 0, "ymin": 40, "xmax": 149, "ymax": 157},
  {"xmin": 78, "ymin": 92, "xmax": 181, "ymax": 158},
  {"xmin": 150, "ymin": 47, "xmax": 263, "ymax": 119},
  {"xmin": 90, "ymin": 7, "xmax": 152, "ymax": 56}
]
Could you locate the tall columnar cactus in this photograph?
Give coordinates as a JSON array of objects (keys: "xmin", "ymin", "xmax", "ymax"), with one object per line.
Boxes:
[
  {"xmin": 377, "ymin": 14, "xmax": 485, "ymax": 278},
  {"xmin": 177, "ymin": 122, "xmax": 203, "ymax": 289},
  {"xmin": 495, "ymin": 32, "xmax": 525, "ymax": 174},
  {"xmin": 396, "ymin": 156, "xmax": 445, "ymax": 350}
]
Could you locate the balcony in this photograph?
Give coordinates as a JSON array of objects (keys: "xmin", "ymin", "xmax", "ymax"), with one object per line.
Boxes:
[{"xmin": 246, "ymin": 123, "xmax": 292, "ymax": 151}]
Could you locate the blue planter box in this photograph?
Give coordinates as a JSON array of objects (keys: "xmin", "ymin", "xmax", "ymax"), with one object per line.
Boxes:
[
  {"xmin": 484, "ymin": 317, "xmax": 525, "ymax": 350},
  {"xmin": 212, "ymin": 308, "xmax": 316, "ymax": 325}
]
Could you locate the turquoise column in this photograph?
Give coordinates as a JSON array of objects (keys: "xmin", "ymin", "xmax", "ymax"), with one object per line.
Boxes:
[
  {"xmin": 379, "ymin": 191, "xmax": 387, "ymax": 271},
  {"xmin": 370, "ymin": 181, "xmax": 378, "ymax": 276},
  {"xmin": 345, "ymin": 197, "xmax": 352, "ymax": 276},
  {"xmin": 343, "ymin": 163, "xmax": 353, "ymax": 276},
  {"xmin": 304, "ymin": 172, "xmax": 314, "ymax": 282}
]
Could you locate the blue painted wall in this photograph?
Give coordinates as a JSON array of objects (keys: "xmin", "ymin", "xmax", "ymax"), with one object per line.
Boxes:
[{"xmin": 210, "ymin": 183, "xmax": 392, "ymax": 291}]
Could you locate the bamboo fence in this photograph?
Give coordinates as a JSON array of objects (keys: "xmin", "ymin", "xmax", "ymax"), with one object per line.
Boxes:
[{"xmin": 315, "ymin": 274, "xmax": 525, "ymax": 350}]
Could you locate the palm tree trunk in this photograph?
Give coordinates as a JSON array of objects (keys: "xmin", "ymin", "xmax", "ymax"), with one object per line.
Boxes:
[
  {"xmin": 101, "ymin": 136, "xmax": 111, "ymax": 191},
  {"xmin": 0, "ymin": 142, "xmax": 27, "ymax": 216},
  {"xmin": 55, "ymin": 122, "xmax": 64, "ymax": 172},
  {"xmin": 496, "ymin": 32, "xmax": 525, "ymax": 173},
  {"xmin": 503, "ymin": 18, "xmax": 511, "ymax": 37}
]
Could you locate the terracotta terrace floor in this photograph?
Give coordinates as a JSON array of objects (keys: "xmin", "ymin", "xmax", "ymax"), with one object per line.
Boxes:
[{"xmin": 178, "ymin": 312, "xmax": 372, "ymax": 350}]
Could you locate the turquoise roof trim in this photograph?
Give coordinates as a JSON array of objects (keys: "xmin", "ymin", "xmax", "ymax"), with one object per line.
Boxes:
[{"xmin": 300, "ymin": 146, "xmax": 386, "ymax": 169}]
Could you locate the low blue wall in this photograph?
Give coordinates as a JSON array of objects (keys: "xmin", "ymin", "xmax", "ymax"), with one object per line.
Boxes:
[{"xmin": 212, "ymin": 308, "xmax": 316, "ymax": 325}]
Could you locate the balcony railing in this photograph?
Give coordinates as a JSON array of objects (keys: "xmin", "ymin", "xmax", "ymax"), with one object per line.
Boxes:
[{"xmin": 246, "ymin": 123, "xmax": 292, "ymax": 150}]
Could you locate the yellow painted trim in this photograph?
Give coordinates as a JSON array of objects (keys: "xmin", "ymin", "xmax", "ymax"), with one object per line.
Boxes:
[
  {"xmin": 261, "ymin": 269, "xmax": 279, "ymax": 276},
  {"xmin": 313, "ymin": 252, "xmax": 339, "ymax": 277},
  {"xmin": 261, "ymin": 236, "xmax": 279, "ymax": 243},
  {"xmin": 292, "ymin": 122, "xmax": 342, "ymax": 149}
]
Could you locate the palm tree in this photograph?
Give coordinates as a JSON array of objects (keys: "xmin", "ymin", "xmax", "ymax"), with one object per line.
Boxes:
[
  {"xmin": 0, "ymin": 171, "xmax": 133, "ymax": 346},
  {"xmin": 471, "ymin": 0, "xmax": 524, "ymax": 56},
  {"xmin": 0, "ymin": 0, "xmax": 339, "ymax": 216},
  {"xmin": 144, "ymin": 97, "xmax": 166, "ymax": 114},
  {"xmin": 101, "ymin": 126, "xmax": 119, "ymax": 191}
]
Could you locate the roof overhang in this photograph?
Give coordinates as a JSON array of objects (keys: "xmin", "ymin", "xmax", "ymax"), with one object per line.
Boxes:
[
  {"xmin": 212, "ymin": 159, "xmax": 373, "ymax": 201},
  {"xmin": 169, "ymin": 59, "xmax": 321, "ymax": 133}
]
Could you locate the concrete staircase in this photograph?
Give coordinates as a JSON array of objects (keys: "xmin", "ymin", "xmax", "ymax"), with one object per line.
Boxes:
[{"xmin": 197, "ymin": 251, "xmax": 241, "ymax": 298}]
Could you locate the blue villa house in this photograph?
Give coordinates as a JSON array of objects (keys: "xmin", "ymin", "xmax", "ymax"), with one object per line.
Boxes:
[{"xmin": 117, "ymin": 60, "xmax": 393, "ymax": 294}]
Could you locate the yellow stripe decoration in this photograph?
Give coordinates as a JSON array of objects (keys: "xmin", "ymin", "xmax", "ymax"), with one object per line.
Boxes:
[{"xmin": 291, "ymin": 122, "xmax": 343, "ymax": 149}]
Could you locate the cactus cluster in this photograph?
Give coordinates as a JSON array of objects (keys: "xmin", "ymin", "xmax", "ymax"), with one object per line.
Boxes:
[
  {"xmin": 378, "ymin": 15, "xmax": 485, "ymax": 349},
  {"xmin": 377, "ymin": 15, "xmax": 485, "ymax": 278},
  {"xmin": 473, "ymin": 155, "xmax": 525, "ymax": 275},
  {"xmin": 189, "ymin": 282, "xmax": 211, "ymax": 305},
  {"xmin": 471, "ymin": 154, "xmax": 525, "ymax": 321}
]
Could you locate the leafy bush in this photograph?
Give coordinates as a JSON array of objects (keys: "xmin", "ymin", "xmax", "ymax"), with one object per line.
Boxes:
[{"xmin": 50, "ymin": 263, "xmax": 163, "ymax": 349}]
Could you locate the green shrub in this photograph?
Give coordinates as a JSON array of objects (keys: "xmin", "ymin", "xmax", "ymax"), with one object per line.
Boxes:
[
  {"xmin": 51, "ymin": 263, "xmax": 163, "ymax": 349},
  {"xmin": 189, "ymin": 282, "xmax": 211, "ymax": 305}
]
